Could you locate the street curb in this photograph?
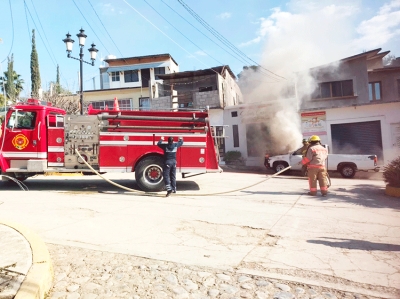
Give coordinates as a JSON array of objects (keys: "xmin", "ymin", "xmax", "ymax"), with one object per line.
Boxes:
[
  {"xmin": 0, "ymin": 220, "xmax": 53, "ymax": 299},
  {"xmin": 237, "ymin": 268, "xmax": 399, "ymax": 299}
]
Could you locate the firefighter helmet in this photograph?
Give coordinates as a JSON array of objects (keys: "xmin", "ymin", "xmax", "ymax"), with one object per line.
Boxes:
[
  {"xmin": 308, "ymin": 135, "xmax": 320, "ymax": 142},
  {"xmin": 302, "ymin": 138, "xmax": 308, "ymax": 143}
]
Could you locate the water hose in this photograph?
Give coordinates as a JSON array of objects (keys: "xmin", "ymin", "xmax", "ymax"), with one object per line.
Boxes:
[{"xmin": 75, "ymin": 149, "xmax": 291, "ymax": 197}]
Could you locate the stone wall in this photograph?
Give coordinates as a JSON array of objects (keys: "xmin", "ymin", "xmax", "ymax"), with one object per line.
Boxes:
[{"xmin": 193, "ymin": 90, "xmax": 220, "ymax": 109}]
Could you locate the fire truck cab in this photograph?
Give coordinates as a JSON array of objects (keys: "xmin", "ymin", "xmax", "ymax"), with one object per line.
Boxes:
[{"xmin": 0, "ymin": 99, "xmax": 221, "ymax": 192}]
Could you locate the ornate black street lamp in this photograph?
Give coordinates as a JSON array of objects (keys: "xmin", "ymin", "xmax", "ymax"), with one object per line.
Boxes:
[{"xmin": 62, "ymin": 29, "xmax": 98, "ymax": 115}]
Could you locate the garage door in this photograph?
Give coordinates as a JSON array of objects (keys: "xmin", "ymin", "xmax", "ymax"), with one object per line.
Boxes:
[{"xmin": 331, "ymin": 120, "xmax": 383, "ymax": 161}]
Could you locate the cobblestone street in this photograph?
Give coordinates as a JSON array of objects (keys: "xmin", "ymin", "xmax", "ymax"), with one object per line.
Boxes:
[{"xmin": 48, "ymin": 243, "xmax": 379, "ymax": 299}]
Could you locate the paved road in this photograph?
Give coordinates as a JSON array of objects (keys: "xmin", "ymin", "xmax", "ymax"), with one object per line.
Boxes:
[{"xmin": 0, "ymin": 170, "xmax": 399, "ymax": 298}]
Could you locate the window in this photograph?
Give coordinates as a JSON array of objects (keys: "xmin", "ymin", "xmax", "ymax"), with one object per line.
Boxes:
[
  {"xmin": 199, "ymin": 86, "xmax": 213, "ymax": 92},
  {"xmin": 124, "ymin": 70, "xmax": 139, "ymax": 83},
  {"xmin": 111, "ymin": 72, "xmax": 120, "ymax": 82},
  {"xmin": 139, "ymin": 97, "xmax": 151, "ymax": 110},
  {"xmin": 154, "ymin": 67, "xmax": 165, "ymax": 80},
  {"xmin": 312, "ymin": 80, "xmax": 354, "ymax": 99},
  {"xmin": 233, "ymin": 125, "xmax": 239, "ymax": 147},
  {"xmin": 231, "ymin": 111, "xmax": 238, "ymax": 117},
  {"xmin": 90, "ymin": 99, "xmax": 132, "ymax": 111},
  {"xmin": 7, "ymin": 111, "xmax": 37, "ymax": 129},
  {"xmin": 369, "ymin": 82, "xmax": 382, "ymax": 101},
  {"xmin": 179, "ymin": 102, "xmax": 193, "ymax": 108}
]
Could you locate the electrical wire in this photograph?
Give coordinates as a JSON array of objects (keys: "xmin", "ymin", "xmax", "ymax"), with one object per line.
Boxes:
[
  {"xmin": 0, "ymin": 0, "xmax": 15, "ymax": 64},
  {"xmin": 122, "ymin": 0, "xmax": 221, "ymax": 76},
  {"xmin": 160, "ymin": 0, "xmax": 251, "ymax": 69},
  {"xmin": 71, "ymin": 0, "xmax": 111, "ymax": 56},
  {"xmin": 142, "ymin": 0, "xmax": 224, "ymax": 66},
  {"xmin": 177, "ymin": 0, "xmax": 285, "ymax": 81},
  {"xmin": 23, "ymin": 2, "xmax": 57, "ymax": 67},
  {"xmin": 23, "ymin": 0, "xmax": 31, "ymax": 42},
  {"xmin": 87, "ymin": 0, "xmax": 124, "ymax": 58},
  {"xmin": 29, "ymin": 0, "xmax": 59, "ymax": 66}
]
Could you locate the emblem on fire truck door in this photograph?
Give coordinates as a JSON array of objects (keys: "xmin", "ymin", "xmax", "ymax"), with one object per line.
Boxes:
[{"xmin": 12, "ymin": 134, "xmax": 29, "ymax": 150}]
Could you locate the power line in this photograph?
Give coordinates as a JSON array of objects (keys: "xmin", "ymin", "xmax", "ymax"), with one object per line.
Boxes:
[
  {"xmin": 160, "ymin": 0, "xmax": 252, "ymax": 69},
  {"xmin": 1, "ymin": 0, "xmax": 15, "ymax": 63},
  {"xmin": 121, "ymin": 0, "xmax": 221, "ymax": 75},
  {"xmin": 177, "ymin": 0, "xmax": 285, "ymax": 81},
  {"xmin": 142, "ymin": 0, "xmax": 224, "ymax": 66},
  {"xmin": 23, "ymin": 0, "xmax": 31, "ymax": 42},
  {"xmin": 29, "ymin": 0, "xmax": 59, "ymax": 65},
  {"xmin": 87, "ymin": 0, "xmax": 124, "ymax": 58},
  {"xmin": 71, "ymin": 0, "xmax": 111, "ymax": 55},
  {"xmin": 23, "ymin": 2, "xmax": 57, "ymax": 67}
]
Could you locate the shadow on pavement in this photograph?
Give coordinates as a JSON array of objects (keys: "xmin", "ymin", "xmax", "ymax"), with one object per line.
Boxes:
[
  {"xmin": 321, "ymin": 184, "xmax": 400, "ymax": 210},
  {"xmin": 308, "ymin": 237, "xmax": 400, "ymax": 251},
  {"xmin": 0, "ymin": 178, "xmax": 200, "ymax": 192}
]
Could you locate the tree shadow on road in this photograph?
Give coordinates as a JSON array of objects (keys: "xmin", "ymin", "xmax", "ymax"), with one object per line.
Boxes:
[
  {"xmin": 322, "ymin": 184, "xmax": 400, "ymax": 210},
  {"xmin": 307, "ymin": 237, "xmax": 400, "ymax": 251}
]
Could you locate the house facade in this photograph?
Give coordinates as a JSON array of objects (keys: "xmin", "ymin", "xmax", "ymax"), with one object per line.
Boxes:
[
  {"xmin": 224, "ymin": 49, "xmax": 400, "ymax": 167},
  {"xmin": 158, "ymin": 66, "xmax": 243, "ymax": 159},
  {"xmin": 83, "ymin": 53, "xmax": 179, "ymax": 110}
]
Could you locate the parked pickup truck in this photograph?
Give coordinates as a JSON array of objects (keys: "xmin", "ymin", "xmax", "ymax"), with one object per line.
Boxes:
[{"xmin": 264, "ymin": 146, "xmax": 380, "ymax": 178}]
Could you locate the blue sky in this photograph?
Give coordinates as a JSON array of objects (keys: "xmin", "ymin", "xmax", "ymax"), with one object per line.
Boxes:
[{"xmin": 0, "ymin": 0, "xmax": 399, "ymax": 97}]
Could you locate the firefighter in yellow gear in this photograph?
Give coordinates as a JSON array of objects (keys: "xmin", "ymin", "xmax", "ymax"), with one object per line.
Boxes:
[
  {"xmin": 301, "ymin": 135, "xmax": 329, "ymax": 196},
  {"xmin": 300, "ymin": 138, "xmax": 309, "ymax": 176},
  {"xmin": 300, "ymin": 138, "xmax": 309, "ymax": 156}
]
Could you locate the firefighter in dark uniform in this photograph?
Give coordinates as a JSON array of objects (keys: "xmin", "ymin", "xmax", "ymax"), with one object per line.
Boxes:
[
  {"xmin": 157, "ymin": 136, "xmax": 184, "ymax": 197},
  {"xmin": 301, "ymin": 135, "xmax": 328, "ymax": 196}
]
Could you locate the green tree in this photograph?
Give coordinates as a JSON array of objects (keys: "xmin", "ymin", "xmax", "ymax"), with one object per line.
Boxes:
[
  {"xmin": 56, "ymin": 64, "xmax": 61, "ymax": 94},
  {"xmin": 30, "ymin": 29, "xmax": 41, "ymax": 98},
  {"xmin": 0, "ymin": 54, "xmax": 24, "ymax": 102},
  {"xmin": 0, "ymin": 93, "xmax": 5, "ymax": 107}
]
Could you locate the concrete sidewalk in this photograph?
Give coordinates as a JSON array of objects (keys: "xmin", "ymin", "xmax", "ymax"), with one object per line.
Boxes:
[{"xmin": 0, "ymin": 221, "xmax": 52, "ymax": 299}]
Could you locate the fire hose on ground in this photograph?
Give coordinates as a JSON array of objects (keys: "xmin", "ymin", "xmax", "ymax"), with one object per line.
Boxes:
[
  {"xmin": 74, "ymin": 149, "xmax": 292, "ymax": 197},
  {"xmin": 0, "ymin": 149, "xmax": 292, "ymax": 195}
]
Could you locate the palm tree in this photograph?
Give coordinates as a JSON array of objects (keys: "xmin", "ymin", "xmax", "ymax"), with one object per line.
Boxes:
[{"xmin": 0, "ymin": 70, "xmax": 24, "ymax": 101}]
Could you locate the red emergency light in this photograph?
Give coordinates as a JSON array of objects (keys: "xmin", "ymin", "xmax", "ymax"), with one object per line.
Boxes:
[{"xmin": 26, "ymin": 98, "xmax": 52, "ymax": 106}]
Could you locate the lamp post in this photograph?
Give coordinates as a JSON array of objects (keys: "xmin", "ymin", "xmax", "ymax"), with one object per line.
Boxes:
[{"xmin": 62, "ymin": 28, "xmax": 98, "ymax": 115}]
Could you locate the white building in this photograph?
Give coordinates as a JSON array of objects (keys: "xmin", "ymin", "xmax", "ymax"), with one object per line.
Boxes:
[{"xmin": 224, "ymin": 49, "xmax": 400, "ymax": 167}]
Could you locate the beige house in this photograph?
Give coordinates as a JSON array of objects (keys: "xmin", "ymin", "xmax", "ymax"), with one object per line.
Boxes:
[{"xmin": 84, "ymin": 53, "xmax": 179, "ymax": 110}]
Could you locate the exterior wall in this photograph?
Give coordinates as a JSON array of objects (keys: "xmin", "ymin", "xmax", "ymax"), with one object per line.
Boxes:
[
  {"xmin": 223, "ymin": 105, "xmax": 249, "ymax": 163},
  {"xmin": 368, "ymin": 70, "xmax": 400, "ymax": 103},
  {"xmin": 193, "ymin": 90, "xmax": 219, "ymax": 108},
  {"xmin": 100, "ymin": 55, "xmax": 179, "ymax": 91},
  {"xmin": 150, "ymin": 95, "xmax": 172, "ymax": 110},
  {"xmin": 83, "ymin": 88, "xmax": 149, "ymax": 109},
  {"xmin": 208, "ymin": 109, "xmax": 224, "ymax": 126},
  {"xmin": 318, "ymin": 102, "xmax": 400, "ymax": 165},
  {"xmin": 221, "ymin": 69, "xmax": 243, "ymax": 106},
  {"xmin": 367, "ymin": 56, "xmax": 384, "ymax": 70},
  {"xmin": 302, "ymin": 57, "xmax": 369, "ymax": 110}
]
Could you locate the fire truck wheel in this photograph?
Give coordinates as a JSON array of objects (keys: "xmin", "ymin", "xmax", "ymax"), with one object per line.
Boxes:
[{"xmin": 135, "ymin": 156, "xmax": 165, "ymax": 192}]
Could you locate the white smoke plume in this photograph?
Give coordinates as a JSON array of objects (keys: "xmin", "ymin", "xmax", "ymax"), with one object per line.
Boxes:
[{"xmin": 237, "ymin": 0, "xmax": 399, "ymax": 156}]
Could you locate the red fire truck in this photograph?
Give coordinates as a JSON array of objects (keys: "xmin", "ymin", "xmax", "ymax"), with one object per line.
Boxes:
[{"xmin": 0, "ymin": 99, "xmax": 221, "ymax": 191}]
